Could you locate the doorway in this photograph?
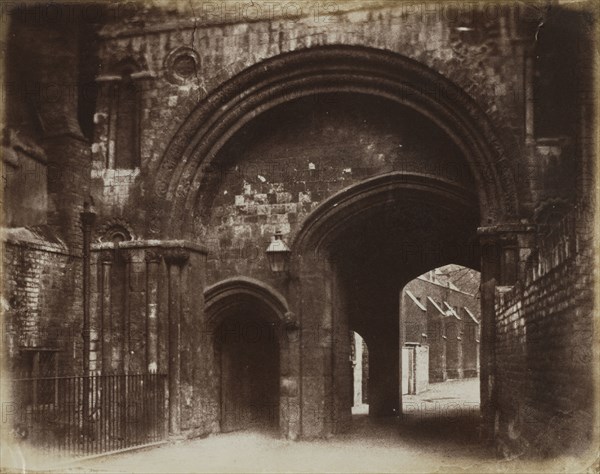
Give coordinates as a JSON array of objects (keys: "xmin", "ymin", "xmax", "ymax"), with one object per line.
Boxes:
[{"xmin": 216, "ymin": 311, "xmax": 279, "ymax": 433}]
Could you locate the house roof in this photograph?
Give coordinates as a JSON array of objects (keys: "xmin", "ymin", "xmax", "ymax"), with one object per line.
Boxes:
[
  {"xmin": 427, "ymin": 297, "xmax": 446, "ymax": 315},
  {"xmin": 463, "ymin": 306, "xmax": 480, "ymax": 324},
  {"xmin": 434, "ymin": 265, "xmax": 480, "ymax": 296},
  {"xmin": 443, "ymin": 301, "xmax": 461, "ymax": 320},
  {"xmin": 406, "ymin": 290, "xmax": 426, "ymax": 311}
]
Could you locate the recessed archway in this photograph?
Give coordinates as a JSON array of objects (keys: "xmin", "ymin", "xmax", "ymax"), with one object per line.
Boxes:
[
  {"xmin": 215, "ymin": 310, "xmax": 280, "ymax": 433},
  {"xmin": 204, "ymin": 277, "xmax": 296, "ymax": 437}
]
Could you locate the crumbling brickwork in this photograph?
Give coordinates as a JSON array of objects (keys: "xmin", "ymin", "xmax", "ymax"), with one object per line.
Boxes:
[
  {"xmin": 2, "ymin": 229, "xmax": 82, "ymax": 376},
  {"xmin": 494, "ymin": 206, "xmax": 594, "ymax": 457}
]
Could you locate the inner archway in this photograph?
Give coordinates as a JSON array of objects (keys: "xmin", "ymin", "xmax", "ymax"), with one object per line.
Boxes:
[
  {"xmin": 326, "ymin": 185, "xmax": 480, "ymax": 421},
  {"xmin": 291, "ymin": 165, "xmax": 484, "ymax": 438}
]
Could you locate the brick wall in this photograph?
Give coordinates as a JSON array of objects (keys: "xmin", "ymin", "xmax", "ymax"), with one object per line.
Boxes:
[
  {"xmin": 2, "ymin": 229, "xmax": 83, "ymax": 377},
  {"xmin": 2, "ymin": 9, "xmax": 93, "ymax": 382},
  {"xmin": 494, "ymin": 207, "xmax": 594, "ymax": 457}
]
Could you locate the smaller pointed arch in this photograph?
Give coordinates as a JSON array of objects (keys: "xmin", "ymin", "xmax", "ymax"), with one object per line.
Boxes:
[{"xmin": 204, "ymin": 276, "xmax": 294, "ymax": 330}]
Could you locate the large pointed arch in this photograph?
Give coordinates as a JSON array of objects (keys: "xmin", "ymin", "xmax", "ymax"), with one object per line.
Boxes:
[{"xmin": 150, "ymin": 45, "xmax": 519, "ymax": 238}]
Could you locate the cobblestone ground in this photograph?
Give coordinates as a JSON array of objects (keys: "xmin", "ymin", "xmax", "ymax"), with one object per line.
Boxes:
[{"xmin": 5, "ymin": 379, "xmax": 588, "ymax": 473}]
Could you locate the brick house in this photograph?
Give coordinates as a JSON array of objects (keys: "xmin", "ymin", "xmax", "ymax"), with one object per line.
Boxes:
[{"xmin": 401, "ymin": 266, "xmax": 480, "ymax": 384}]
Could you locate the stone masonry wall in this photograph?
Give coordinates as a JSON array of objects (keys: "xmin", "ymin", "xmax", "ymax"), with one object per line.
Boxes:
[
  {"xmin": 204, "ymin": 94, "xmax": 471, "ymax": 286},
  {"xmin": 90, "ymin": 2, "xmax": 536, "ymax": 241},
  {"xmin": 2, "ymin": 0, "xmax": 595, "ymax": 455}
]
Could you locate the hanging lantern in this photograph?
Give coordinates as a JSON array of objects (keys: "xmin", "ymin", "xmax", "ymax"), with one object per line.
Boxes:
[{"xmin": 266, "ymin": 230, "xmax": 291, "ymax": 273}]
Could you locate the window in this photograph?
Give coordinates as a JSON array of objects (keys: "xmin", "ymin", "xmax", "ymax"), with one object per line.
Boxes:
[
  {"xmin": 106, "ymin": 60, "xmax": 141, "ymax": 169},
  {"xmin": 533, "ymin": 11, "xmax": 583, "ymax": 139},
  {"xmin": 114, "ymin": 74, "xmax": 140, "ymax": 168}
]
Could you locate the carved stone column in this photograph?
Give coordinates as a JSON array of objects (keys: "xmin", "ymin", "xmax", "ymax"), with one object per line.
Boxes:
[
  {"xmin": 163, "ymin": 249, "xmax": 190, "ymax": 435},
  {"xmin": 499, "ymin": 234, "xmax": 519, "ymax": 286},
  {"xmin": 80, "ymin": 206, "xmax": 96, "ymax": 377},
  {"xmin": 145, "ymin": 250, "xmax": 162, "ymax": 374},
  {"xmin": 121, "ymin": 250, "xmax": 132, "ymax": 375},
  {"xmin": 100, "ymin": 251, "xmax": 113, "ymax": 374},
  {"xmin": 280, "ymin": 310, "xmax": 301, "ymax": 439},
  {"xmin": 289, "ymin": 252, "xmax": 333, "ymax": 438}
]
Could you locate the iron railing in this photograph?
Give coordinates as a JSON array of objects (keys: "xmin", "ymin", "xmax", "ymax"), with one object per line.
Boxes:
[{"xmin": 10, "ymin": 373, "xmax": 168, "ymax": 457}]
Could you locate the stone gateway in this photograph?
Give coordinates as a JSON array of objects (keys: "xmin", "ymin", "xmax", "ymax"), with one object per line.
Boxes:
[{"xmin": 1, "ymin": 1, "xmax": 596, "ymax": 462}]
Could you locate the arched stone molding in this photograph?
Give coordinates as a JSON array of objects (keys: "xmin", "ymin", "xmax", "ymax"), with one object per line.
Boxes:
[
  {"xmin": 152, "ymin": 45, "xmax": 520, "ymax": 238},
  {"xmin": 291, "ymin": 171, "xmax": 478, "ymax": 257},
  {"xmin": 204, "ymin": 276, "xmax": 295, "ymax": 330}
]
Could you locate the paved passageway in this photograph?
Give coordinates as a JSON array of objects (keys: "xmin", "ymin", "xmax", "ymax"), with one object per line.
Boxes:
[
  {"xmin": 72, "ymin": 380, "xmax": 493, "ymax": 473},
  {"xmin": 2, "ymin": 380, "xmax": 583, "ymax": 473}
]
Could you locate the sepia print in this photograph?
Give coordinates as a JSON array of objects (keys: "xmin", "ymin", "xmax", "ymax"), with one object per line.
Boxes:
[{"xmin": 0, "ymin": 0, "xmax": 598, "ymax": 472}]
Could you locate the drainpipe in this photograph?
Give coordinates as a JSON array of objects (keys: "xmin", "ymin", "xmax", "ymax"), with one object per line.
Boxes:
[
  {"xmin": 81, "ymin": 201, "xmax": 96, "ymax": 375},
  {"xmin": 80, "ymin": 201, "xmax": 96, "ymax": 434}
]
